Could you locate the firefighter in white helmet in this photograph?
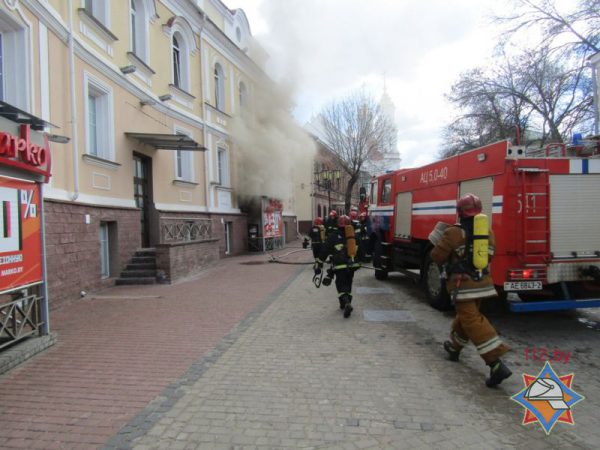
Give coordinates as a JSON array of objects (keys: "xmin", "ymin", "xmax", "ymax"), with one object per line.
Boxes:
[{"xmin": 430, "ymin": 193, "xmax": 512, "ymax": 387}]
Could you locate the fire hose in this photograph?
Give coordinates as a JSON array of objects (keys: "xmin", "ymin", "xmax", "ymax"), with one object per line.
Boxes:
[
  {"xmin": 266, "ymin": 248, "xmax": 383, "ymax": 289},
  {"xmin": 267, "ymin": 248, "xmax": 315, "ymax": 265}
]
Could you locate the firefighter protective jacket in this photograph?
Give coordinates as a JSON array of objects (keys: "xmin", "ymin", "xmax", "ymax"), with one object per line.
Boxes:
[
  {"xmin": 430, "ymin": 225, "xmax": 497, "ymax": 301},
  {"xmin": 308, "ymin": 225, "xmax": 324, "ymax": 244},
  {"xmin": 317, "ymin": 228, "xmax": 361, "ymax": 271}
]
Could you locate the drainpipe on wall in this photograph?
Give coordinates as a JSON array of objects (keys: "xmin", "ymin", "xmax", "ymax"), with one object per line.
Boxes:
[
  {"xmin": 592, "ymin": 63, "xmax": 599, "ymax": 136},
  {"xmin": 199, "ymin": 17, "xmax": 211, "ymax": 214},
  {"xmin": 68, "ymin": 0, "xmax": 80, "ymax": 201}
]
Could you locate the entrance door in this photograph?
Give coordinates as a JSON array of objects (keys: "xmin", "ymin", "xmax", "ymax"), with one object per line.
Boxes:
[{"xmin": 133, "ymin": 154, "xmax": 152, "ymax": 248}]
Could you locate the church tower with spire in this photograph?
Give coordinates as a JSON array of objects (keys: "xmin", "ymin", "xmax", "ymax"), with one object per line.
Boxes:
[{"xmin": 378, "ymin": 78, "xmax": 402, "ymax": 171}]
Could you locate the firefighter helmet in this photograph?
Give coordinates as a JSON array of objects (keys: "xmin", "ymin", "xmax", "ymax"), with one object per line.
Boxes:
[
  {"xmin": 350, "ymin": 210, "xmax": 358, "ymax": 220},
  {"xmin": 314, "ymin": 217, "xmax": 323, "ymax": 226},
  {"xmin": 329, "ymin": 210, "xmax": 338, "ymax": 218},
  {"xmin": 338, "ymin": 215, "xmax": 351, "ymax": 227},
  {"xmin": 457, "ymin": 193, "xmax": 482, "ymax": 218}
]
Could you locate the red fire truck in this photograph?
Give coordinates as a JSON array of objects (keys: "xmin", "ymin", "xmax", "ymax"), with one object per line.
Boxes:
[{"xmin": 368, "ymin": 139, "xmax": 600, "ymax": 312}]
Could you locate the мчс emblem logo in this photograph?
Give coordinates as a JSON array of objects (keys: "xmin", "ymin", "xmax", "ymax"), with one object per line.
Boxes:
[{"xmin": 511, "ymin": 361, "xmax": 584, "ymax": 434}]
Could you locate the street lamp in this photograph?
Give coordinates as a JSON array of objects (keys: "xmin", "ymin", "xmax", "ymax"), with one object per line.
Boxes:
[{"xmin": 314, "ymin": 168, "xmax": 341, "ymax": 213}]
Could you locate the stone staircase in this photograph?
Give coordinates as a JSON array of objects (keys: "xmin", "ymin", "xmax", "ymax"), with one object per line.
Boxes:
[{"xmin": 115, "ymin": 248, "xmax": 157, "ymax": 285}]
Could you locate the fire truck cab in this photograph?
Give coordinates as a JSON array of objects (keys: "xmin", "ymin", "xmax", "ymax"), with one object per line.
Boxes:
[{"xmin": 369, "ymin": 139, "xmax": 600, "ymax": 312}]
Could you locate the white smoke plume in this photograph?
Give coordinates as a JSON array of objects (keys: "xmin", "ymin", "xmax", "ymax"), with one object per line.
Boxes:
[{"xmin": 231, "ymin": 76, "xmax": 316, "ymax": 207}]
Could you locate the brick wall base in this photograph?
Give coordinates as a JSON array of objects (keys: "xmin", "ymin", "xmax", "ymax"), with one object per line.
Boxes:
[
  {"xmin": 284, "ymin": 216, "xmax": 298, "ymax": 243},
  {"xmin": 155, "ymin": 239, "xmax": 220, "ymax": 283},
  {"xmin": 208, "ymin": 213, "xmax": 248, "ymax": 256},
  {"xmin": 44, "ymin": 200, "xmax": 140, "ymax": 310},
  {"xmin": 298, "ymin": 220, "xmax": 312, "ymax": 235}
]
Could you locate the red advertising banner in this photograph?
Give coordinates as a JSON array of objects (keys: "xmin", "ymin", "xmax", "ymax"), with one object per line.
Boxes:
[
  {"xmin": 0, "ymin": 124, "xmax": 52, "ymax": 182},
  {"xmin": 262, "ymin": 198, "xmax": 283, "ymax": 238},
  {"xmin": 0, "ymin": 176, "xmax": 42, "ymax": 292}
]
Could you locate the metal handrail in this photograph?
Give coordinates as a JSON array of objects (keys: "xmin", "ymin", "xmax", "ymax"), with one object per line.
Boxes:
[
  {"xmin": 159, "ymin": 217, "xmax": 213, "ymax": 244},
  {"xmin": 0, "ymin": 294, "xmax": 42, "ymax": 350}
]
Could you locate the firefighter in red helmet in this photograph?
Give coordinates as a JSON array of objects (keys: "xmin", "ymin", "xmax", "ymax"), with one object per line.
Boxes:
[
  {"xmin": 430, "ymin": 193, "xmax": 512, "ymax": 387},
  {"xmin": 316, "ymin": 214, "xmax": 361, "ymax": 318},
  {"xmin": 325, "ymin": 209, "xmax": 338, "ymax": 237},
  {"xmin": 307, "ymin": 217, "xmax": 325, "ymax": 264},
  {"xmin": 356, "ymin": 211, "xmax": 372, "ymax": 262}
]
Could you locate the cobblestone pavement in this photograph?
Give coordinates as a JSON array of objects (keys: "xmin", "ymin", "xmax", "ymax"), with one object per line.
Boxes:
[
  {"xmin": 1, "ymin": 244, "xmax": 598, "ymax": 449},
  {"xmin": 0, "ymin": 249, "xmax": 303, "ymax": 449},
  {"xmin": 121, "ymin": 266, "xmax": 599, "ymax": 449}
]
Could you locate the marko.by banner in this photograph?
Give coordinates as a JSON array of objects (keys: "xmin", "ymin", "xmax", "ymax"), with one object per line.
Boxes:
[{"xmin": 0, "ymin": 176, "xmax": 42, "ymax": 293}]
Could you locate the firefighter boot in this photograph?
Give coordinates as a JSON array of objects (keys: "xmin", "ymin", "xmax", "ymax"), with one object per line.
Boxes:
[
  {"xmin": 323, "ymin": 268, "xmax": 334, "ymax": 287},
  {"xmin": 339, "ymin": 294, "xmax": 347, "ymax": 310},
  {"xmin": 443, "ymin": 341, "xmax": 460, "ymax": 362},
  {"xmin": 343, "ymin": 295, "xmax": 353, "ymax": 318},
  {"xmin": 485, "ymin": 360, "xmax": 512, "ymax": 388}
]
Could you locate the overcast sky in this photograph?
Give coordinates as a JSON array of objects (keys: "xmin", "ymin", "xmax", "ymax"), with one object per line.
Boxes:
[{"xmin": 225, "ymin": 0, "xmax": 505, "ymax": 168}]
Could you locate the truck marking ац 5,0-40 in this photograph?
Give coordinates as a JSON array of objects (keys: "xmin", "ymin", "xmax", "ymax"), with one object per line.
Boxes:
[{"xmin": 368, "ymin": 139, "xmax": 600, "ymax": 312}]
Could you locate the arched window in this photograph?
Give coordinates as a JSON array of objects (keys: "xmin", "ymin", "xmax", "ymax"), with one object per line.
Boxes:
[
  {"xmin": 129, "ymin": 0, "xmax": 138, "ymax": 54},
  {"xmin": 239, "ymin": 81, "xmax": 247, "ymax": 109},
  {"xmin": 129, "ymin": 0, "xmax": 150, "ymax": 60},
  {"xmin": 172, "ymin": 35, "xmax": 182, "ymax": 88},
  {"xmin": 214, "ymin": 63, "xmax": 224, "ymax": 110},
  {"xmin": 167, "ymin": 18, "xmax": 195, "ymax": 93}
]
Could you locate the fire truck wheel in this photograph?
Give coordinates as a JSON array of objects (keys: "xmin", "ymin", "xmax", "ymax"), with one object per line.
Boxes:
[
  {"xmin": 423, "ymin": 254, "xmax": 451, "ymax": 310},
  {"xmin": 375, "ymin": 268, "xmax": 389, "ymax": 280}
]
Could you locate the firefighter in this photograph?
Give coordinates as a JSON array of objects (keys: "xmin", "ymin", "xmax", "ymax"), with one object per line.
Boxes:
[
  {"xmin": 307, "ymin": 217, "xmax": 325, "ymax": 263},
  {"xmin": 358, "ymin": 212, "xmax": 372, "ymax": 262},
  {"xmin": 350, "ymin": 210, "xmax": 360, "ymax": 229},
  {"xmin": 325, "ymin": 210, "xmax": 338, "ymax": 236},
  {"xmin": 430, "ymin": 193, "xmax": 512, "ymax": 387},
  {"xmin": 316, "ymin": 215, "xmax": 361, "ymax": 318}
]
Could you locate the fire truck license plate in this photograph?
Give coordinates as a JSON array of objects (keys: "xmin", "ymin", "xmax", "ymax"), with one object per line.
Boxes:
[{"xmin": 504, "ymin": 281, "xmax": 543, "ymax": 291}]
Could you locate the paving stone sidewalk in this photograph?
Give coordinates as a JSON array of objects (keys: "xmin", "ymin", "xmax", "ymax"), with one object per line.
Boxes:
[
  {"xmin": 0, "ymin": 248, "xmax": 304, "ymax": 449},
  {"xmin": 123, "ymin": 267, "xmax": 597, "ymax": 449}
]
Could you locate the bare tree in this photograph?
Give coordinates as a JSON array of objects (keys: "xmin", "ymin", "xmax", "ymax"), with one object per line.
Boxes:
[
  {"xmin": 442, "ymin": 65, "xmax": 532, "ymax": 157},
  {"xmin": 320, "ymin": 90, "xmax": 397, "ymax": 213},
  {"xmin": 495, "ymin": 0, "xmax": 599, "ymax": 56},
  {"xmin": 443, "ymin": 45, "xmax": 594, "ymax": 156}
]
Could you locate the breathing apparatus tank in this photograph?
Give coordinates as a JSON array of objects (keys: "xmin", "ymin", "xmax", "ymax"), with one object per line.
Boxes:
[
  {"xmin": 472, "ymin": 213, "xmax": 490, "ymax": 273},
  {"xmin": 345, "ymin": 225, "xmax": 357, "ymax": 259}
]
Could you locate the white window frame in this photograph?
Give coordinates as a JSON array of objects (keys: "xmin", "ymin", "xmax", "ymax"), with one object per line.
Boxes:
[
  {"xmin": 239, "ymin": 81, "xmax": 247, "ymax": 110},
  {"xmin": 100, "ymin": 222, "xmax": 110, "ymax": 278},
  {"xmin": 214, "ymin": 63, "xmax": 224, "ymax": 110},
  {"xmin": 0, "ymin": 11, "xmax": 31, "ymax": 111},
  {"xmin": 129, "ymin": 0, "xmax": 138, "ymax": 55},
  {"xmin": 217, "ymin": 146, "xmax": 229, "ymax": 187},
  {"xmin": 172, "ymin": 34, "xmax": 181, "ymax": 88},
  {"xmin": 84, "ymin": 72, "xmax": 114, "ymax": 161},
  {"xmin": 171, "ymin": 31, "xmax": 190, "ymax": 92},
  {"xmin": 174, "ymin": 127, "xmax": 194, "ymax": 182},
  {"xmin": 129, "ymin": 0, "xmax": 150, "ymax": 62},
  {"xmin": 0, "ymin": 33, "xmax": 4, "ymax": 102},
  {"xmin": 224, "ymin": 221, "xmax": 232, "ymax": 255},
  {"xmin": 83, "ymin": 0, "xmax": 110, "ymax": 27}
]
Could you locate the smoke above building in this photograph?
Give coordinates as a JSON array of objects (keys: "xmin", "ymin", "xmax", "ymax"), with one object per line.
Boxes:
[{"xmin": 230, "ymin": 77, "xmax": 316, "ymax": 208}]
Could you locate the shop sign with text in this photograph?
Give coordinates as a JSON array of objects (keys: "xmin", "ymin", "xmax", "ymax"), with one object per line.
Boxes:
[{"xmin": 0, "ymin": 176, "xmax": 42, "ymax": 292}]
